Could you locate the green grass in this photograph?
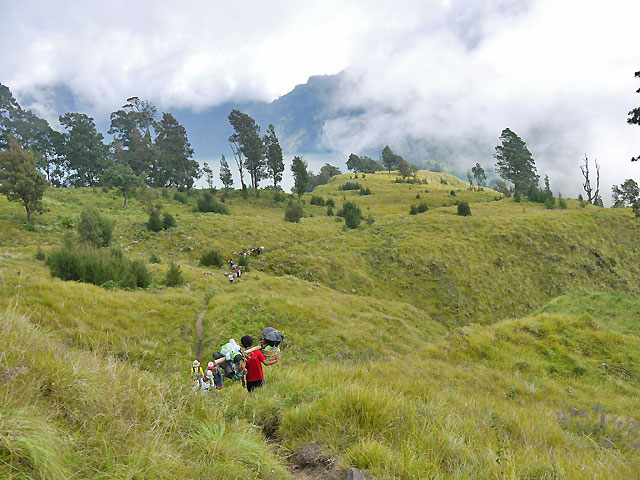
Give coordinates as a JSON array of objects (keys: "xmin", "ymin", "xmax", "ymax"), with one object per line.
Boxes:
[{"xmin": 0, "ymin": 174, "xmax": 639, "ymax": 478}]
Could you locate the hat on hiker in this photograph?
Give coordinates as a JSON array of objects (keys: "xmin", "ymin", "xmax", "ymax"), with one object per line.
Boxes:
[
  {"xmin": 207, "ymin": 361, "xmax": 214, "ymax": 368},
  {"xmin": 193, "ymin": 360, "xmax": 200, "ymax": 368},
  {"xmin": 205, "ymin": 370, "xmax": 213, "ymax": 378}
]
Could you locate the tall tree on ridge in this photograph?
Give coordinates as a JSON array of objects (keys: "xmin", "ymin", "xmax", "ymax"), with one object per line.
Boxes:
[
  {"xmin": 219, "ymin": 154, "xmax": 233, "ymax": 190},
  {"xmin": 263, "ymin": 124, "xmax": 284, "ymax": 191},
  {"xmin": 291, "ymin": 155, "xmax": 309, "ymax": 202},
  {"xmin": 381, "ymin": 145, "xmax": 402, "ymax": 173},
  {"xmin": 153, "ymin": 113, "xmax": 198, "ymax": 189},
  {"xmin": 471, "ymin": 163, "xmax": 486, "ymax": 187},
  {"xmin": 627, "ymin": 70, "xmax": 640, "ymax": 162},
  {"xmin": 228, "ymin": 109, "xmax": 264, "ymax": 189},
  {"xmin": 580, "ymin": 154, "xmax": 600, "ymax": 205},
  {"xmin": 59, "ymin": 113, "xmax": 110, "ymax": 187},
  {"xmin": 494, "ymin": 128, "xmax": 539, "ymax": 195}
]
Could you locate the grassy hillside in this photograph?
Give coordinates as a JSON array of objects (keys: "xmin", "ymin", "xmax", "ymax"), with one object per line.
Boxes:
[{"xmin": 1, "ymin": 170, "xmax": 639, "ymax": 478}]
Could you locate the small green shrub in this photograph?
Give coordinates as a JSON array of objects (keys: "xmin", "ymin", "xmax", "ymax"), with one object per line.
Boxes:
[
  {"xmin": 78, "ymin": 207, "xmax": 113, "ymax": 247},
  {"xmin": 457, "ymin": 201, "xmax": 471, "ymax": 216},
  {"xmin": 417, "ymin": 202, "xmax": 429, "ymax": 213},
  {"xmin": 339, "ymin": 182, "xmax": 362, "ymax": 191},
  {"xmin": 633, "ymin": 201, "xmax": 640, "ymax": 218},
  {"xmin": 285, "ymin": 200, "xmax": 304, "ymax": 223},
  {"xmin": 440, "ymin": 178, "xmax": 448, "ymax": 185},
  {"xmin": 409, "ymin": 205, "xmax": 418, "ymax": 215},
  {"xmin": 558, "ymin": 194, "xmax": 568, "ymax": 209},
  {"xmin": 163, "ymin": 263, "xmax": 184, "ymax": 287},
  {"xmin": 310, "ymin": 195, "xmax": 326, "ymax": 206},
  {"xmin": 196, "ymin": 192, "xmax": 229, "ymax": 214},
  {"xmin": 450, "ymin": 190, "xmax": 456, "ymax": 196},
  {"xmin": 359, "ymin": 187, "xmax": 372, "ymax": 195},
  {"xmin": 326, "ymin": 198, "xmax": 335, "ymax": 208},
  {"xmin": 200, "ymin": 249, "xmax": 223, "ymax": 268},
  {"xmin": 149, "ymin": 252, "xmax": 161, "ymax": 264},
  {"xmin": 327, "ymin": 206, "xmax": 334, "ymax": 216},
  {"xmin": 238, "ymin": 255, "xmax": 250, "ymax": 270},
  {"xmin": 173, "ymin": 191, "xmax": 188, "ymax": 204},
  {"xmin": 162, "ymin": 212, "xmax": 177, "ymax": 229},
  {"xmin": 46, "ymin": 247, "xmax": 151, "ymax": 289},
  {"xmin": 337, "ymin": 201, "xmax": 363, "ymax": 229},
  {"xmin": 147, "ymin": 210, "xmax": 163, "ymax": 232},
  {"xmin": 35, "ymin": 248, "xmax": 46, "ymax": 261}
]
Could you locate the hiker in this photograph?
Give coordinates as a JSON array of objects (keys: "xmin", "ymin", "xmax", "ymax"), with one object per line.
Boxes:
[
  {"xmin": 207, "ymin": 361, "xmax": 224, "ymax": 390},
  {"xmin": 241, "ymin": 335, "xmax": 279, "ymax": 392},
  {"xmin": 226, "ymin": 272, "xmax": 234, "ymax": 284},
  {"xmin": 190, "ymin": 360, "xmax": 204, "ymax": 381},
  {"xmin": 199, "ymin": 369, "xmax": 213, "ymax": 393}
]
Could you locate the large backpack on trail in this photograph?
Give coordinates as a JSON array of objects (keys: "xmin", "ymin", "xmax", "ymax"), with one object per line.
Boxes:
[{"xmin": 217, "ymin": 339, "xmax": 244, "ymax": 381}]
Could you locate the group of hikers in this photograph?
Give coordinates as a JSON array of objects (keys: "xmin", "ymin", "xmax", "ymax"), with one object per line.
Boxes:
[
  {"xmin": 224, "ymin": 247, "xmax": 264, "ymax": 284},
  {"xmin": 190, "ymin": 327, "xmax": 284, "ymax": 393}
]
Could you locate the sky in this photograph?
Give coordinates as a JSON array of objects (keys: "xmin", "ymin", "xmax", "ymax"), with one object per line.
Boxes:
[{"xmin": 1, "ymin": 0, "xmax": 639, "ymax": 200}]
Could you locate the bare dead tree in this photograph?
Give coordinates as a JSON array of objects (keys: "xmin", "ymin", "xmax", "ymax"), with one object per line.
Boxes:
[{"xmin": 580, "ymin": 154, "xmax": 600, "ymax": 205}]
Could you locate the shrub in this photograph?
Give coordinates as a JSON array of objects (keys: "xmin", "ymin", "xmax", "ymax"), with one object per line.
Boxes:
[
  {"xmin": 147, "ymin": 210, "xmax": 163, "ymax": 232},
  {"xmin": 163, "ymin": 263, "xmax": 184, "ymax": 287},
  {"xmin": 358, "ymin": 187, "xmax": 372, "ymax": 195},
  {"xmin": 200, "ymin": 249, "xmax": 223, "ymax": 268},
  {"xmin": 285, "ymin": 200, "xmax": 304, "ymax": 223},
  {"xmin": 514, "ymin": 191, "xmax": 521, "ymax": 203},
  {"xmin": 35, "ymin": 248, "xmax": 45, "ymax": 261},
  {"xmin": 149, "ymin": 252, "xmax": 161, "ymax": 264},
  {"xmin": 161, "ymin": 188, "xmax": 169, "ymax": 198},
  {"xmin": 327, "ymin": 206, "xmax": 334, "ymax": 216},
  {"xmin": 46, "ymin": 247, "xmax": 151, "ymax": 289},
  {"xmin": 326, "ymin": 198, "xmax": 335, "ymax": 208},
  {"xmin": 416, "ymin": 193, "xmax": 421, "ymax": 199},
  {"xmin": 337, "ymin": 201, "xmax": 363, "ymax": 229},
  {"xmin": 238, "ymin": 255, "xmax": 250, "ymax": 270},
  {"xmin": 440, "ymin": 178, "xmax": 448, "ymax": 185},
  {"xmin": 173, "ymin": 191, "xmax": 188, "ymax": 204},
  {"xmin": 310, "ymin": 195, "xmax": 325, "ymax": 206},
  {"xmin": 196, "ymin": 192, "xmax": 229, "ymax": 214},
  {"xmin": 365, "ymin": 214, "xmax": 375, "ymax": 226},
  {"xmin": 409, "ymin": 205, "xmax": 418, "ymax": 215},
  {"xmin": 545, "ymin": 197, "xmax": 555, "ymax": 210},
  {"xmin": 633, "ymin": 201, "xmax": 640, "ymax": 218},
  {"xmin": 417, "ymin": 202, "xmax": 429, "ymax": 213},
  {"xmin": 338, "ymin": 182, "xmax": 362, "ymax": 191},
  {"xmin": 450, "ymin": 190, "xmax": 456, "ymax": 196},
  {"xmin": 457, "ymin": 201, "xmax": 471, "ymax": 216},
  {"xmin": 78, "ymin": 207, "xmax": 113, "ymax": 247},
  {"xmin": 558, "ymin": 194, "xmax": 568, "ymax": 209},
  {"xmin": 162, "ymin": 212, "xmax": 177, "ymax": 229}
]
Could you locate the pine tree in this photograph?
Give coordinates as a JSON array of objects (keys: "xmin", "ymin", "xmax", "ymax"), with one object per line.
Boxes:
[
  {"xmin": 291, "ymin": 155, "xmax": 309, "ymax": 202},
  {"xmin": 263, "ymin": 124, "xmax": 284, "ymax": 191},
  {"xmin": 219, "ymin": 155, "xmax": 233, "ymax": 190},
  {"xmin": 494, "ymin": 128, "xmax": 539, "ymax": 194}
]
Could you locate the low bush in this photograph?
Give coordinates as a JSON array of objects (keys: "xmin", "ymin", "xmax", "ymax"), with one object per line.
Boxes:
[
  {"xmin": 196, "ymin": 192, "xmax": 229, "ymax": 214},
  {"xmin": 327, "ymin": 206, "xmax": 334, "ymax": 216},
  {"xmin": 409, "ymin": 205, "xmax": 418, "ymax": 215},
  {"xmin": 47, "ymin": 247, "xmax": 152, "ymax": 289},
  {"xmin": 338, "ymin": 182, "xmax": 362, "ymax": 191},
  {"xmin": 35, "ymin": 248, "xmax": 46, "ymax": 261},
  {"xmin": 285, "ymin": 200, "xmax": 304, "ymax": 223},
  {"xmin": 310, "ymin": 195, "xmax": 326, "ymax": 206},
  {"xmin": 173, "ymin": 191, "xmax": 188, "ymax": 204},
  {"xmin": 200, "ymin": 249, "xmax": 223, "ymax": 268},
  {"xmin": 163, "ymin": 263, "xmax": 184, "ymax": 287},
  {"xmin": 417, "ymin": 202, "xmax": 429, "ymax": 213},
  {"xmin": 78, "ymin": 207, "xmax": 113, "ymax": 248},
  {"xmin": 337, "ymin": 201, "xmax": 363, "ymax": 229},
  {"xmin": 147, "ymin": 210, "xmax": 163, "ymax": 232},
  {"xmin": 457, "ymin": 201, "xmax": 471, "ymax": 216},
  {"xmin": 162, "ymin": 212, "xmax": 177, "ymax": 229},
  {"xmin": 359, "ymin": 187, "xmax": 372, "ymax": 195},
  {"xmin": 149, "ymin": 252, "xmax": 161, "ymax": 264},
  {"xmin": 326, "ymin": 198, "xmax": 336, "ymax": 208}
]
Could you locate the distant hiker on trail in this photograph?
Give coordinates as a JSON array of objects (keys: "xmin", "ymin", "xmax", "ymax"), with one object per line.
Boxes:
[
  {"xmin": 226, "ymin": 272, "xmax": 234, "ymax": 284},
  {"xmin": 241, "ymin": 335, "xmax": 279, "ymax": 392}
]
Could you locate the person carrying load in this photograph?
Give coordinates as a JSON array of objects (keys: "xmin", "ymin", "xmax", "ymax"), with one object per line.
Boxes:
[
  {"xmin": 214, "ymin": 339, "xmax": 245, "ymax": 381},
  {"xmin": 241, "ymin": 334, "xmax": 280, "ymax": 392}
]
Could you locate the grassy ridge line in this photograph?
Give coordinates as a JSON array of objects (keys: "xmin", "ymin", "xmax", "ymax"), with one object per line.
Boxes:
[
  {"xmin": 0, "ymin": 308, "xmax": 291, "ymax": 480},
  {"xmin": 257, "ymin": 200, "xmax": 640, "ymax": 325},
  {"xmin": 228, "ymin": 292, "xmax": 640, "ymax": 479}
]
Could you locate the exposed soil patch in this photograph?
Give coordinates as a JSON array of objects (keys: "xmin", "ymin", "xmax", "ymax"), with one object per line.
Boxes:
[
  {"xmin": 195, "ymin": 309, "xmax": 206, "ymax": 361},
  {"xmin": 289, "ymin": 442, "xmax": 343, "ymax": 480}
]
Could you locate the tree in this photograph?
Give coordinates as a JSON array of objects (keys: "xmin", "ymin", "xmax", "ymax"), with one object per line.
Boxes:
[
  {"xmin": 263, "ymin": 124, "xmax": 284, "ymax": 191},
  {"xmin": 346, "ymin": 153, "xmax": 361, "ymax": 173},
  {"xmin": 228, "ymin": 110, "xmax": 264, "ymax": 189},
  {"xmin": 397, "ymin": 158, "xmax": 412, "ymax": 178},
  {"xmin": 612, "ymin": 179, "xmax": 640, "ymax": 207},
  {"xmin": 102, "ymin": 163, "xmax": 142, "ymax": 208},
  {"xmin": 59, "ymin": 113, "xmax": 110, "ymax": 187},
  {"xmin": 291, "ymin": 155, "xmax": 309, "ymax": 202},
  {"xmin": 153, "ymin": 113, "xmax": 198, "ymax": 189},
  {"xmin": 494, "ymin": 128, "xmax": 539, "ymax": 194},
  {"xmin": 201, "ymin": 162, "xmax": 214, "ymax": 190},
  {"xmin": 381, "ymin": 145, "xmax": 402, "ymax": 173},
  {"xmin": 466, "ymin": 172, "xmax": 474, "ymax": 189},
  {"xmin": 471, "ymin": 163, "xmax": 486, "ymax": 187},
  {"xmin": 109, "ymin": 97, "xmax": 157, "ymax": 177},
  {"xmin": 580, "ymin": 154, "xmax": 600, "ymax": 205},
  {"xmin": 0, "ymin": 136, "xmax": 48, "ymax": 221},
  {"xmin": 309, "ymin": 163, "xmax": 342, "ymax": 189},
  {"xmin": 219, "ymin": 154, "xmax": 233, "ymax": 190},
  {"xmin": 627, "ymin": 70, "xmax": 640, "ymax": 162}
]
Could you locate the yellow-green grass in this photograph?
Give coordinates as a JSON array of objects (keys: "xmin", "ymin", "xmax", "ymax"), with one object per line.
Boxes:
[
  {"xmin": 0, "ymin": 308, "xmax": 291, "ymax": 480},
  {"xmin": 226, "ymin": 292, "xmax": 640, "ymax": 479}
]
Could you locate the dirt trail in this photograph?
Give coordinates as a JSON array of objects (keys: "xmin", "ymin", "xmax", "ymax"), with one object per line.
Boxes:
[{"xmin": 195, "ymin": 309, "xmax": 206, "ymax": 361}]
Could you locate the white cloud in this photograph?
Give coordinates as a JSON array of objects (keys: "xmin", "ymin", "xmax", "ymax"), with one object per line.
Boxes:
[{"xmin": 1, "ymin": 0, "xmax": 639, "ymax": 200}]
